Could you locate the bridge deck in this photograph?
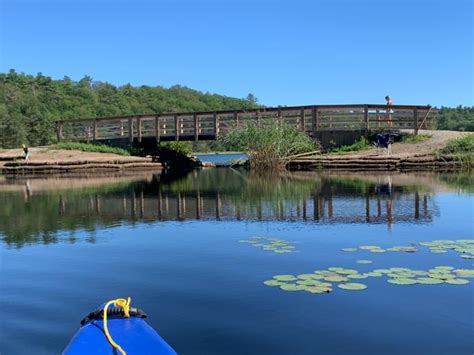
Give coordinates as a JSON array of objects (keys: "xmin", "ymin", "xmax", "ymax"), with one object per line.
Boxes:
[{"xmin": 55, "ymin": 104, "xmax": 436, "ymax": 143}]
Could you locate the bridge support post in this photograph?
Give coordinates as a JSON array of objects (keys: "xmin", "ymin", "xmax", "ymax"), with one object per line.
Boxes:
[
  {"xmin": 155, "ymin": 116, "xmax": 160, "ymax": 143},
  {"xmin": 213, "ymin": 113, "xmax": 219, "ymax": 139},
  {"xmin": 300, "ymin": 108, "xmax": 305, "ymax": 131},
  {"xmin": 93, "ymin": 120, "xmax": 98, "ymax": 141},
  {"xmin": 234, "ymin": 111, "xmax": 239, "ymax": 126},
  {"xmin": 413, "ymin": 108, "xmax": 418, "ymax": 135},
  {"xmin": 175, "ymin": 115, "xmax": 180, "ymax": 141},
  {"xmin": 194, "ymin": 113, "xmax": 199, "ymax": 142},
  {"xmin": 128, "ymin": 118, "xmax": 133, "ymax": 143},
  {"xmin": 364, "ymin": 106, "xmax": 369, "ymax": 132},
  {"xmin": 137, "ymin": 117, "xmax": 142, "ymax": 143},
  {"xmin": 311, "ymin": 107, "xmax": 319, "ymax": 136}
]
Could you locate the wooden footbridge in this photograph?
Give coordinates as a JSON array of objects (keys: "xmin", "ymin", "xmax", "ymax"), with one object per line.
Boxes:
[{"xmin": 55, "ymin": 104, "xmax": 436, "ymax": 143}]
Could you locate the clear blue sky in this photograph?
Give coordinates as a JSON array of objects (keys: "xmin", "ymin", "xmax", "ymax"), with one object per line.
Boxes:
[{"xmin": 1, "ymin": 0, "xmax": 472, "ymax": 107}]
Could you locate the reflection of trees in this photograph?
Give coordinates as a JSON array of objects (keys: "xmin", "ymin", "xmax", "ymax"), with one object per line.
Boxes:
[{"xmin": 0, "ymin": 170, "xmax": 444, "ymax": 248}]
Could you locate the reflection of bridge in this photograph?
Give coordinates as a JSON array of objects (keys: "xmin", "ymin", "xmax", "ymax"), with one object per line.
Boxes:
[
  {"xmin": 55, "ymin": 104, "xmax": 435, "ymax": 144},
  {"xmin": 59, "ymin": 188, "xmax": 433, "ymax": 225}
]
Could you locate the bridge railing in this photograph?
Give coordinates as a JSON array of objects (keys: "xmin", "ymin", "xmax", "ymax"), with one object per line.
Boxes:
[{"xmin": 56, "ymin": 104, "xmax": 436, "ymax": 143}]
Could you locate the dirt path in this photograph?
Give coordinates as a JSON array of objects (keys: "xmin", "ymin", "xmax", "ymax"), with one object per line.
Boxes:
[
  {"xmin": 348, "ymin": 130, "xmax": 469, "ymax": 158},
  {"xmin": 0, "ymin": 147, "xmax": 152, "ymax": 164}
]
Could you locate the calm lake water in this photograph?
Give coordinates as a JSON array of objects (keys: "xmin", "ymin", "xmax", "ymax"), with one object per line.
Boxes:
[{"xmin": 0, "ymin": 169, "xmax": 473, "ymax": 354}]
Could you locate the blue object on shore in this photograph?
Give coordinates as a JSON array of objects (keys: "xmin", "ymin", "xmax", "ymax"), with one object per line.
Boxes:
[{"xmin": 63, "ymin": 304, "xmax": 177, "ymax": 355}]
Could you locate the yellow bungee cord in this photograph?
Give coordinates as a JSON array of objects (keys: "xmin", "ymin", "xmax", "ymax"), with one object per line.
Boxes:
[{"xmin": 102, "ymin": 297, "xmax": 131, "ymax": 355}]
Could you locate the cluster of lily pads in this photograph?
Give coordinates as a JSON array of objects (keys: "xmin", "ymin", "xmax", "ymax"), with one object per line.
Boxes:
[
  {"xmin": 342, "ymin": 239, "xmax": 474, "ymax": 259},
  {"xmin": 239, "ymin": 236, "xmax": 297, "ymax": 254},
  {"xmin": 263, "ymin": 266, "xmax": 473, "ymax": 295}
]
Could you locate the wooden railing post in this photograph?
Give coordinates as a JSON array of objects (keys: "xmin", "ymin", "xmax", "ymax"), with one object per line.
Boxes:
[
  {"xmin": 213, "ymin": 112, "xmax": 219, "ymax": 139},
  {"xmin": 175, "ymin": 115, "xmax": 179, "ymax": 141},
  {"xmin": 128, "ymin": 117, "xmax": 133, "ymax": 143},
  {"xmin": 311, "ymin": 107, "xmax": 319, "ymax": 135},
  {"xmin": 155, "ymin": 116, "xmax": 160, "ymax": 143},
  {"xmin": 234, "ymin": 111, "xmax": 239, "ymax": 126},
  {"xmin": 93, "ymin": 119, "xmax": 98, "ymax": 141},
  {"xmin": 300, "ymin": 108, "xmax": 305, "ymax": 131},
  {"xmin": 413, "ymin": 108, "xmax": 419, "ymax": 135},
  {"xmin": 137, "ymin": 117, "xmax": 142, "ymax": 142},
  {"xmin": 194, "ymin": 113, "xmax": 199, "ymax": 142},
  {"xmin": 364, "ymin": 106, "xmax": 369, "ymax": 132}
]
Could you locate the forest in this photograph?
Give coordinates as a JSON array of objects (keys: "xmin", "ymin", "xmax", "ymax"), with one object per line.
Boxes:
[
  {"xmin": 0, "ymin": 70, "xmax": 259, "ymax": 148},
  {"xmin": 1, "ymin": 70, "xmax": 473, "ymax": 148}
]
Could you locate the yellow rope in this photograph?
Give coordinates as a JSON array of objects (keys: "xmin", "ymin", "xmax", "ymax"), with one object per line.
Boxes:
[{"xmin": 102, "ymin": 297, "xmax": 131, "ymax": 355}]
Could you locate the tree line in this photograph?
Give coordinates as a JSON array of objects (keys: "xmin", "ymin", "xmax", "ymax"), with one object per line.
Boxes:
[
  {"xmin": 0, "ymin": 70, "xmax": 259, "ymax": 148},
  {"xmin": 1, "ymin": 70, "xmax": 473, "ymax": 148}
]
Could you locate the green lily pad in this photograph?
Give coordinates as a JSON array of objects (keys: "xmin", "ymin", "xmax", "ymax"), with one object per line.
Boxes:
[
  {"xmin": 338, "ymin": 283, "xmax": 367, "ymax": 290},
  {"xmin": 328, "ymin": 267, "xmax": 345, "ymax": 272},
  {"xmin": 373, "ymin": 269, "xmax": 391, "ymax": 274},
  {"xmin": 347, "ymin": 273, "xmax": 368, "ymax": 279},
  {"xmin": 335, "ymin": 269, "xmax": 359, "ymax": 275},
  {"xmin": 298, "ymin": 273, "xmax": 319, "ymax": 280},
  {"xmin": 416, "ymin": 277, "xmax": 444, "ymax": 284},
  {"xmin": 387, "ymin": 278, "xmax": 418, "ymax": 285},
  {"xmin": 445, "ymin": 278, "xmax": 470, "ymax": 285},
  {"xmin": 461, "ymin": 254, "xmax": 474, "ymax": 259},
  {"xmin": 303, "ymin": 285, "xmax": 332, "ymax": 293},
  {"xmin": 297, "ymin": 280, "xmax": 323, "ymax": 286},
  {"xmin": 273, "ymin": 275, "xmax": 297, "ymax": 281},
  {"xmin": 455, "ymin": 269, "xmax": 474, "ymax": 278},
  {"xmin": 428, "ymin": 273, "xmax": 455, "ymax": 280},
  {"xmin": 341, "ymin": 248, "xmax": 358, "ymax": 252},
  {"xmin": 433, "ymin": 266, "xmax": 455, "ymax": 271},
  {"xmin": 356, "ymin": 260, "xmax": 373, "ymax": 264},
  {"xmin": 280, "ymin": 284, "xmax": 306, "ymax": 291},
  {"xmin": 359, "ymin": 246, "xmax": 380, "ymax": 250},
  {"xmin": 264, "ymin": 280, "xmax": 284, "ymax": 286},
  {"xmin": 370, "ymin": 249, "xmax": 386, "ymax": 253},
  {"xmin": 389, "ymin": 267, "xmax": 412, "ymax": 272},
  {"xmin": 324, "ymin": 276, "xmax": 348, "ymax": 282}
]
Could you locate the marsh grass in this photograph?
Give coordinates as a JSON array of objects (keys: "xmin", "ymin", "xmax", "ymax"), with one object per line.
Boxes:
[{"xmin": 222, "ymin": 120, "xmax": 316, "ymax": 170}]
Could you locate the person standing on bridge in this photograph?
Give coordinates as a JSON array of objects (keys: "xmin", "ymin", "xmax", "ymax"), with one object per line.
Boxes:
[{"xmin": 385, "ymin": 95, "xmax": 393, "ymax": 127}]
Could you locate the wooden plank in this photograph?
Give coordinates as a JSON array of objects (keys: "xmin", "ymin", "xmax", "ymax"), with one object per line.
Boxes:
[
  {"xmin": 155, "ymin": 116, "xmax": 160, "ymax": 143},
  {"xmin": 137, "ymin": 117, "xmax": 142, "ymax": 142},
  {"xmin": 128, "ymin": 118, "xmax": 133, "ymax": 143},
  {"xmin": 175, "ymin": 115, "xmax": 179, "ymax": 141},
  {"xmin": 213, "ymin": 112, "xmax": 219, "ymax": 139},
  {"xmin": 300, "ymin": 108, "xmax": 305, "ymax": 131},
  {"xmin": 194, "ymin": 113, "xmax": 199, "ymax": 142},
  {"xmin": 413, "ymin": 108, "xmax": 418, "ymax": 135},
  {"xmin": 93, "ymin": 120, "xmax": 97, "ymax": 141},
  {"xmin": 364, "ymin": 106, "xmax": 369, "ymax": 131}
]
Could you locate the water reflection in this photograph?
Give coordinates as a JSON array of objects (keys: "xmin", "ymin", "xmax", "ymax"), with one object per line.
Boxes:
[{"xmin": 0, "ymin": 169, "xmax": 467, "ymax": 247}]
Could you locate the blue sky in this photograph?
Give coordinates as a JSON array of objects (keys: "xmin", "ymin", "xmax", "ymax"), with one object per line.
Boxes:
[{"xmin": 1, "ymin": 0, "xmax": 472, "ymax": 107}]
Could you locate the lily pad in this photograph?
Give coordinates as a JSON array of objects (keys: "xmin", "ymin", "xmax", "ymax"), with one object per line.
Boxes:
[
  {"xmin": 454, "ymin": 269, "xmax": 474, "ymax": 278},
  {"xmin": 445, "ymin": 278, "xmax": 470, "ymax": 285},
  {"xmin": 324, "ymin": 276, "xmax": 348, "ymax": 282},
  {"xmin": 264, "ymin": 280, "xmax": 284, "ymax": 286},
  {"xmin": 366, "ymin": 272, "xmax": 383, "ymax": 277},
  {"xmin": 335, "ymin": 269, "xmax": 359, "ymax": 275},
  {"xmin": 356, "ymin": 260, "xmax": 373, "ymax": 264},
  {"xmin": 416, "ymin": 277, "xmax": 444, "ymax": 284},
  {"xmin": 341, "ymin": 248, "xmax": 358, "ymax": 252},
  {"xmin": 338, "ymin": 283, "xmax": 367, "ymax": 290},
  {"xmin": 387, "ymin": 278, "xmax": 418, "ymax": 285},
  {"xmin": 347, "ymin": 273, "xmax": 368, "ymax": 279},
  {"xmin": 280, "ymin": 284, "xmax": 306, "ymax": 291},
  {"xmin": 298, "ymin": 273, "xmax": 319, "ymax": 280},
  {"xmin": 359, "ymin": 246, "xmax": 380, "ymax": 250},
  {"xmin": 273, "ymin": 275, "xmax": 297, "ymax": 281},
  {"xmin": 369, "ymin": 249, "xmax": 387, "ymax": 253}
]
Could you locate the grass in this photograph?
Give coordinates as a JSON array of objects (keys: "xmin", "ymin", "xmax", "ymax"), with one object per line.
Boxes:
[
  {"xmin": 329, "ymin": 137, "xmax": 371, "ymax": 154},
  {"xmin": 439, "ymin": 134, "xmax": 474, "ymax": 155},
  {"xmin": 50, "ymin": 142, "xmax": 130, "ymax": 156},
  {"xmin": 438, "ymin": 134, "xmax": 474, "ymax": 168}
]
